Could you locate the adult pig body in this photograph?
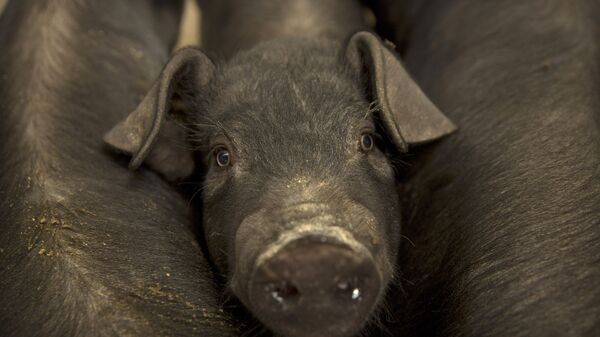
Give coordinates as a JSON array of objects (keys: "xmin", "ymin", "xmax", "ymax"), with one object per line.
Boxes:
[
  {"xmin": 199, "ymin": 0, "xmax": 366, "ymax": 58},
  {"xmin": 368, "ymin": 1, "xmax": 600, "ymax": 336},
  {"xmin": 0, "ymin": 1, "xmax": 237, "ymax": 336}
]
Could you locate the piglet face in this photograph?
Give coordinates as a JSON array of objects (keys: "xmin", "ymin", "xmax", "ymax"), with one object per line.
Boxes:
[{"xmin": 198, "ymin": 41, "xmax": 400, "ymax": 337}]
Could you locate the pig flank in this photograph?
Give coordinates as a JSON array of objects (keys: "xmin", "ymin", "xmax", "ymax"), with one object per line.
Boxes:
[
  {"xmin": 0, "ymin": 1, "xmax": 238, "ymax": 336},
  {"xmin": 367, "ymin": 0, "xmax": 600, "ymax": 336}
]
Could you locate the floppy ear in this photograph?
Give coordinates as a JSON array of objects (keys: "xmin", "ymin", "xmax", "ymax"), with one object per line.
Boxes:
[
  {"xmin": 104, "ymin": 47, "xmax": 215, "ymax": 181},
  {"xmin": 346, "ymin": 31, "xmax": 456, "ymax": 152}
]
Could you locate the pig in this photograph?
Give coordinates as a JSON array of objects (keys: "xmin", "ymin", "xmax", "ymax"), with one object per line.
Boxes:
[
  {"xmin": 364, "ymin": 0, "xmax": 600, "ymax": 336},
  {"xmin": 0, "ymin": 0, "xmax": 239, "ymax": 336},
  {"xmin": 104, "ymin": 0, "xmax": 456, "ymax": 336}
]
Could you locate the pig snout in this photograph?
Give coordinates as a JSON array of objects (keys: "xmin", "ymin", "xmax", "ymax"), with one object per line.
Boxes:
[
  {"xmin": 226, "ymin": 195, "xmax": 396, "ymax": 337},
  {"xmin": 248, "ymin": 235, "xmax": 381, "ymax": 337}
]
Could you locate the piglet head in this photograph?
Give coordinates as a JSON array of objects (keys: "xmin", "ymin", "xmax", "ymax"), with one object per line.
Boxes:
[{"xmin": 105, "ymin": 32, "xmax": 455, "ymax": 337}]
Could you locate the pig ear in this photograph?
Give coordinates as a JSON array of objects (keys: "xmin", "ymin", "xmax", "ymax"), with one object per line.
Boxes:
[
  {"xmin": 346, "ymin": 31, "xmax": 456, "ymax": 152},
  {"xmin": 104, "ymin": 47, "xmax": 215, "ymax": 180}
]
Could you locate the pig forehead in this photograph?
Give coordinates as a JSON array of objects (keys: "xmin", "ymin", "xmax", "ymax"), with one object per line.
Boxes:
[
  {"xmin": 210, "ymin": 75, "xmax": 369, "ymax": 141},
  {"xmin": 209, "ymin": 65, "xmax": 368, "ymax": 132}
]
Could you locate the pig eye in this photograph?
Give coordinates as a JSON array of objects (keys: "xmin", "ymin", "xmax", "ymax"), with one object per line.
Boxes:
[
  {"xmin": 360, "ymin": 133, "xmax": 374, "ymax": 152},
  {"xmin": 215, "ymin": 148, "xmax": 231, "ymax": 167}
]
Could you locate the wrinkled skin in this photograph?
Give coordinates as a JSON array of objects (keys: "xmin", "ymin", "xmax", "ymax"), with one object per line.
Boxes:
[
  {"xmin": 0, "ymin": 1, "xmax": 238, "ymax": 336},
  {"xmin": 105, "ymin": 1, "xmax": 456, "ymax": 336},
  {"xmin": 365, "ymin": 0, "xmax": 600, "ymax": 336}
]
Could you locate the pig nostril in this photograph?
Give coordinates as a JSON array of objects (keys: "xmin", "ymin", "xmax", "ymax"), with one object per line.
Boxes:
[
  {"xmin": 352, "ymin": 288, "xmax": 361, "ymax": 300},
  {"xmin": 336, "ymin": 279, "xmax": 363, "ymax": 302},
  {"xmin": 265, "ymin": 281, "xmax": 300, "ymax": 304}
]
